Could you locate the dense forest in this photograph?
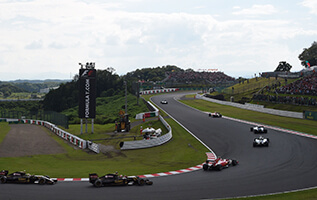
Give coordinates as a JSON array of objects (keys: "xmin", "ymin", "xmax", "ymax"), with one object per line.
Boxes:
[
  {"xmin": 0, "ymin": 80, "xmax": 69, "ymax": 94},
  {"xmin": 0, "ymin": 84, "xmax": 27, "ymax": 98},
  {"xmin": 125, "ymin": 65, "xmax": 182, "ymax": 82},
  {"xmin": 42, "ymin": 66, "xmax": 182, "ymax": 112}
]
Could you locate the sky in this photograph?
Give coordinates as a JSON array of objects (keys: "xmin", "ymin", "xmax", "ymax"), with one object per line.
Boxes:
[{"xmin": 0, "ymin": 0, "xmax": 317, "ymax": 81}]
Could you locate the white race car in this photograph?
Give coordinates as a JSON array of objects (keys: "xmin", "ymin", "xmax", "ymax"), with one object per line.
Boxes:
[
  {"xmin": 253, "ymin": 136, "xmax": 269, "ymax": 147},
  {"xmin": 209, "ymin": 112, "xmax": 222, "ymax": 118},
  {"xmin": 160, "ymin": 100, "xmax": 168, "ymax": 104},
  {"xmin": 250, "ymin": 126, "xmax": 267, "ymax": 133}
]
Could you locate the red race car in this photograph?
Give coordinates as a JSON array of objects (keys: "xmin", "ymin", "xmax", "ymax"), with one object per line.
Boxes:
[{"xmin": 203, "ymin": 153, "xmax": 238, "ymax": 171}]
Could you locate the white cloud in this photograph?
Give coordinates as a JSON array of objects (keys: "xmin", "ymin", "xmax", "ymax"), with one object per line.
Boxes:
[
  {"xmin": 0, "ymin": 0, "xmax": 316, "ymax": 80},
  {"xmin": 233, "ymin": 4, "xmax": 277, "ymax": 15},
  {"xmin": 301, "ymin": 0, "xmax": 317, "ymax": 15}
]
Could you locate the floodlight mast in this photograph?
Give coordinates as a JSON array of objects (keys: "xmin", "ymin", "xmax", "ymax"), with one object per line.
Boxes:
[{"xmin": 79, "ymin": 62, "xmax": 95, "ymax": 69}]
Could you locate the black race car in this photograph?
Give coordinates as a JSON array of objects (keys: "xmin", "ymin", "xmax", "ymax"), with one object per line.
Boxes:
[
  {"xmin": 209, "ymin": 112, "xmax": 222, "ymax": 118},
  {"xmin": 89, "ymin": 173, "xmax": 153, "ymax": 187},
  {"xmin": 250, "ymin": 125, "xmax": 267, "ymax": 133},
  {"xmin": 253, "ymin": 136, "xmax": 270, "ymax": 147},
  {"xmin": 0, "ymin": 170, "xmax": 57, "ymax": 185}
]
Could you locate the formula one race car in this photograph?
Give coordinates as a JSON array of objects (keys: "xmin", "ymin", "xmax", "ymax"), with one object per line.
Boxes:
[
  {"xmin": 203, "ymin": 155, "xmax": 238, "ymax": 171},
  {"xmin": 209, "ymin": 112, "xmax": 222, "ymax": 118},
  {"xmin": 160, "ymin": 100, "xmax": 168, "ymax": 104},
  {"xmin": 0, "ymin": 170, "xmax": 57, "ymax": 185},
  {"xmin": 250, "ymin": 125, "xmax": 267, "ymax": 133},
  {"xmin": 253, "ymin": 136, "xmax": 269, "ymax": 147},
  {"xmin": 89, "ymin": 172, "xmax": 153, "ymax": 187}
]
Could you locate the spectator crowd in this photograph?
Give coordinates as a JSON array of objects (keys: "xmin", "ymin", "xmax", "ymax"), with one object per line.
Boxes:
[
  {"xmin": 165, "ymin": 71, "xmax": 235, "ymax": 84},
  {"xmin": 276, "ymin": 72, "xmax": 317, "ymax": 96},
  {"xmin": 253, "ymin": 72, "xmax": 317, "ymax": 106}
]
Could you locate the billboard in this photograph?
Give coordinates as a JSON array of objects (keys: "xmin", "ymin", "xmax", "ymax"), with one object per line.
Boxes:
[
  {"xmin": 304, "ymin": 111, "xmax": 317, "ymax": 121},
  {"xmin": 78, "ymin": 68, "xmax": 96, "ymax": 119}
]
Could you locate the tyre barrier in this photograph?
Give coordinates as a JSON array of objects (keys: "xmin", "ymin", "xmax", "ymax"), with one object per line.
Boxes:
[{"xmin": 87, "ymin": 141, "xmax": 100, "ymax": 153}]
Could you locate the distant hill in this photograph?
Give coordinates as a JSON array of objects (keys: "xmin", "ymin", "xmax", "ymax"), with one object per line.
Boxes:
[
  {"xmin": 3, "ymin": 79, "xmax": 71, "ymax": 84},
  {"xmin": 0, "ymin": 79, "xmax": 71, "ymax": 93}
]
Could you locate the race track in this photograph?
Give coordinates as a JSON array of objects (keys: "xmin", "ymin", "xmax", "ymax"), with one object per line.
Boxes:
[{"xmin": 2, "ymin": 92, "xmax": 317, "ymax": 200}]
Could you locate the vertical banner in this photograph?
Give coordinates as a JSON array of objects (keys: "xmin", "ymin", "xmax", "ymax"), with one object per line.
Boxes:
[{"xmin": 79, "ymin": 68, "xmax": 96, "ymax": 119}]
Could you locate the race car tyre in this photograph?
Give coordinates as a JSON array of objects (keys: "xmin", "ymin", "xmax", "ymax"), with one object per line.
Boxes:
[
  {"xmin": 232, "ymin": 160, "xmax": 238, "ymax": 166},
  {"xmin": 209, "ymin": 113, "xmax": 211, "ymax": 117},
  {"xmin": 203, "ymin": 164, "xmax": 209, "ymax": 171},
  {"xmin": 0, "ymin": 176, "xmax": 6, "ymax": 184},
  {"xmin": 39, "ymin": 178, "xmax": 46, "ymax": 185},
  {"xmin": 138, "ymin": 179, "xmax": 145, "ymax": 186},
  {"xmin": 94, "ymin": 179, "xmax": 103, "ymax": 187},
  {"xmin": 253, "ymin": 143, "xmax": 257, "ymax": 147},
  {"xmin": 250, "ymin": 128, "xmax": 253, "ymax": 132},
  {"xmin": 216, "ymin": 165, "xmax": 223, "ymax": 171},
  {"xmin": 264, "ymin": 130, "xmax": 267, "ymax": 133}
]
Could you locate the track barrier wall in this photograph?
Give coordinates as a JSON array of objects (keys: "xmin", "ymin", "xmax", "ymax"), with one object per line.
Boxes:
[
  {"xmin": 196, "ymin": 94, "xmax": 303, "ymax": 119},
  {"xmin": 135, "ymin": 101, "xmax": 159, "ymax": 119}
]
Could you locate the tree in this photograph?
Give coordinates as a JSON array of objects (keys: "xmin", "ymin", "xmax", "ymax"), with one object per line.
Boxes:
[{"xmin": 298, "ymin": 41, "xmax": 317, "ymax": 67}]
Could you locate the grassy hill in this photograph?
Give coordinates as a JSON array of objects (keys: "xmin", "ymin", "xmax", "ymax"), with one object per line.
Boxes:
[
  {"xmin": 62, "ymin": 93, "xmax": 148, "ymax": 124},
  {"xmin": 210, "ymin": 77, "xmax": 317, "ymax": 112}
]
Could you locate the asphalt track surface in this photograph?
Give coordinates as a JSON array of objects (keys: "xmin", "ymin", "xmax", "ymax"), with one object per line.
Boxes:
[{"xmin": 2, "ymin": 92, "xmax": 317, "ymax": 200}]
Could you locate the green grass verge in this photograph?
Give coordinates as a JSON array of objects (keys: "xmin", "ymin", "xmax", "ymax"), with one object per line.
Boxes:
[
  {"xmin": 0, "ymin": 108, "xmax": 208, "ymax": 178},
  {"xmin": 60, "ymin": 118, "xmax": 168, "ymax": 147},
  {"xmin": 179, "ymin": 99, "xmax": 317, "ymax": 135},
  {"xmin": 0, "ymin": 122, "xmax": 11, "ymax": 143},
  {"xmin": 224, "ymin": 188, "xmax": 317, "ymax": 200}
]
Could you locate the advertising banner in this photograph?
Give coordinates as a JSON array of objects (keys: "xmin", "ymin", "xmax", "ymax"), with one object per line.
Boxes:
[
  {"xmin": 79, "ymin": 68, "xmax": 96, "ymax": 118},
  {"xmin": 304, "ymin": 111, "xmax": 317, "ymax": 120}
]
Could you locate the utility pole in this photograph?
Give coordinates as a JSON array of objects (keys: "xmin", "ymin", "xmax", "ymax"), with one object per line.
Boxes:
[{"xmin": 124, "ymin": 80, "xmax": 127, "ymax": 114}]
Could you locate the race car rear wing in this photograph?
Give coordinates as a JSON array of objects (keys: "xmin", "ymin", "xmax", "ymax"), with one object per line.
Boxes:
[
  {"xmin": 205, "ymin": 152, "xmax": 217, "ymax": 161},
  {"xmin": 0, "ymin": 170, "xmax": 8, "ymax": 176}
]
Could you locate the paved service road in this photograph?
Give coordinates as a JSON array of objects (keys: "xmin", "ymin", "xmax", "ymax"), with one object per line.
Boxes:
[{"xmin": 2, "ymin": 92, "xmax": 317, "ymax": 200}]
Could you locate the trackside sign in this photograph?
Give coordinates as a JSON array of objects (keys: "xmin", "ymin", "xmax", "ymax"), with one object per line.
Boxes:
[
  {"xmin": 79, "ymin": 68, "xmax": 96, "ymax": 119},
  {"xmin": 304, "ymin": 111, "xmax": 317, "ymax": 121}
]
